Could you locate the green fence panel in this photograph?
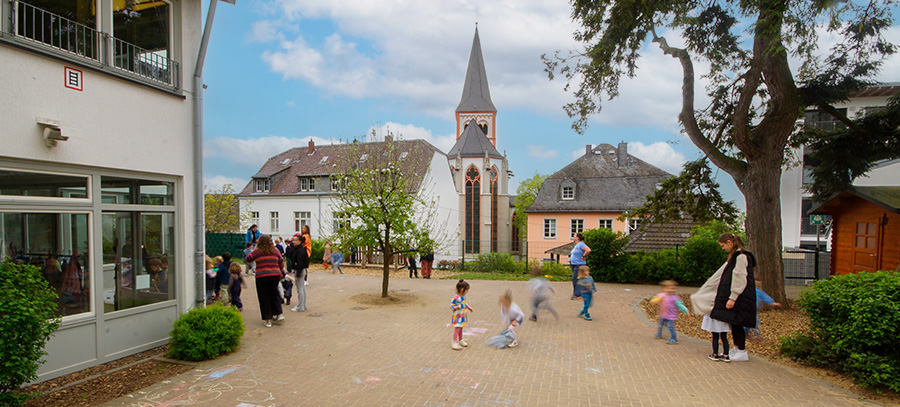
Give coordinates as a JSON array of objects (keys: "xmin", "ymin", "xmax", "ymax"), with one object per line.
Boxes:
[{"xmin": 205, "ymin": 233, "xmax": 246, "ymax": 258}]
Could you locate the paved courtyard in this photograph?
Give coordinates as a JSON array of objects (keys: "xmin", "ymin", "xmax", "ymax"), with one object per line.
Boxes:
[{"xmin": 106, "ymin": 272, "xmax": 877, "ymax": 407}]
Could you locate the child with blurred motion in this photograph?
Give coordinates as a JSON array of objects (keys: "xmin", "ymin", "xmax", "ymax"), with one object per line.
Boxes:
[
  {"xmin": 576, "ymin": 265, "xmax": 597, "ymax": 321},
  {"xmin": 651, "ymin": 280, "xmax": 690, "ymax": 344},
  {"xmin": 527, "ymin": 277, "xmax": 559, "ymax": 322},
  {"xmin": 216, "ymin": 252, "xmax": 233, "ymax": 305},
  {"xmin": 499, "ymin": 290, "xmax": 525, "ymax": 348},
  {"xmin": 243, "ymin": 243, "xmax": 255, "ymax": 275},
  {"xmin": 745, "ymin": 278, "xmax": 782, "ymax": 338},
  {"xmin": 229, "ymin": 262, "xmax": 245, "ymax": 311},
  {"xmin": 450, "ymin": 279, "xmax": 474, "ymax": 350},
  {"xmin": 205, "ymin": 255, "xmax": 217, "ymax": 303},
  {"xmin": 281, "ymin": 270, "xmax": 294, "ymax": 305}
]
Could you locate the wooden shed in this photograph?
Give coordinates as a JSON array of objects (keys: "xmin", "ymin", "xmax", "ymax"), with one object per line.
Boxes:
[{"xmin": 809, "ymin": 186, "xmax": 900, "ymax": 275}]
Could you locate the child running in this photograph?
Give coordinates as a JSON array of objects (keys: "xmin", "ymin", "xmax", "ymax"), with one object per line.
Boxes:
[
  {"xmin": 576, "ymin": 266, "xmax": 597, "ymax": 321},
  {"xmin": 745, "ymin": 278, "xmax": 782, "ymax": 338},
  {"xmin": 499, "ymin": 290, "xmax": 525, "ymax": 348},
  {"xmin": 527, "ymin": 277, "xmax": 559, "ymax": 322},
  {"xmin": 228, "ymin": 262, "xmax": 245, "ymax": 311},
  {"xmin": 650, "ymin": 280, "xmax": 690, "ymax": 344},
  {"xmin": 281, "ymin": 271, "xmax": 294, "ymax": 305},
  {"xmin": 450, "ymin": 279, "xmax": 474, "ymax": 350},
  {"xmin": 204, "ymin": 255, "xmax": 217, "ymax": 304}
]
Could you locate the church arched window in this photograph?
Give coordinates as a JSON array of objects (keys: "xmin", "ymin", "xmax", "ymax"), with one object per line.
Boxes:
[
  {"xmin": 490, "ymin": 166, "xmax": 498, "ymax": 252},
  {"xmin": 479, "ymin": 122, "xmax": 489, "ymax": 135},
  {"xmin": 465, "ymin": 166, "xmax": 481, "ymax": 253}
]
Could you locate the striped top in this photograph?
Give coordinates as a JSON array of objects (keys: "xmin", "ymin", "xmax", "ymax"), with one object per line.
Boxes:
[{"xmin": 245, "ymin": 250, "xmax": 284, "ymax": 278}]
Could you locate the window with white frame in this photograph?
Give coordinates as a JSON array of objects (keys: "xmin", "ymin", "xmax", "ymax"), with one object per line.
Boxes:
[
  {"xmin": 299, "ymin": 177, "xmax": 315, "ymax": 192},
  {"xmin": 543, "ymin": 218, "xmax": 557, "ymax": 239},
  {"xmin": 562, "ymin": 186, "xmax": 575, "ymax": 200},
  {"xmin": 270, "ymin": 212, "xmax": 279, "ymax": 232},
  {"xmin": 570, "ymin": 219, "xmax": 584, "ymax": 238},
  {"xmin": 255, "ymin": 179, "xmax": 269, "ymax": 193},
  {"xmin": 331, "ymin": 178, "xmax": 342, "ymax": 192},
  {"xmin": 598, "ymin": 219, "xmax": 613, "ymax": 230},
  {"xmin": 294, "ymin": 211, "xmax": 310, "ymax": 232},
  {"xmin": 251, "ymin": 212, "xmax": 259, "ymax": 226},
  {"xmin": 628, "ymin": 218, "xmax": 642, "ymax": 234},
  {"xmin": 332, "ymin": 211, "xmax": 350, "ymax": 233}
]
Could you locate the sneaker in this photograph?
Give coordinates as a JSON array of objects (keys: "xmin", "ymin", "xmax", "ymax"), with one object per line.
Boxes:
[
  {"xmin": 458, "ymin": 340, "xmax": 468, "ymax": 347},
  {"xmin": 304, "ymin": 281, "xmax": 309, "ymax": 286},
  {"xmin": 507, "ymin": 340, "xmax": 518, "ymax": 348},
  {"xmin": 274, "ymin": 314, "xmax": 285, "ymax": 324},
  {"xmin": 291, "ymin": 306, "xmax": 305, "ymax": 312},
  {"xmin": 721, "ymin": 355, "xmax": 731, "ymax": 362},
  {"xmin": 583, "ymin": 315, "xmax": 593, "ymax": 321},
  {"xmin": 264, "ymin": 320, "xmax": 272, "ymax": 328},
  {"xmin": 654, "ymin": 334, "xmax": 662, "ymax": 339},
  {"xmin": 451, "ymin": 342, "xmax": 463, "ymax": 350},
  {"xmin": 666, "ymin": 339, "xmax": 678, "ymax": 345},
  {"xmin": 577, "ymin": 311, "xmax": 584, "ymax": 318},
  {"xmin": 708, "ymin": 354, "xmax": 722, "ymax": 361},
  {"xmin": 529, "ymin": 316, "xmax": 537, "ymax": 322}
]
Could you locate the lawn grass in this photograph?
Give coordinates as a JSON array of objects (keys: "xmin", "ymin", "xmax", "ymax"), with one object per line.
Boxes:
[{"xmin": 441, "ymin": 272, "xmax": 569, "ymax": 282}]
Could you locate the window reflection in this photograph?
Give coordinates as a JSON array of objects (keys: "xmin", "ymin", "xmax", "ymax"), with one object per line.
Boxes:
[
  {"xmin": 0, "ymin": 169, "xmax": 88, "ymax": 198},
  {"xmin": 101, "ymin": 176, "xmax": 174, "ymax": 205},
  {"xmin": 102, "ymin": 212, "xmax": 174, "ymax": 311},
  {"xmin": 0, "ymin": 212, "xmax": 91, "ymax": 316}
]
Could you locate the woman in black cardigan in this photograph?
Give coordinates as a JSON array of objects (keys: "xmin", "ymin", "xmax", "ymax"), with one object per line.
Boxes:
[
  {"xmin": 286, "ymin": 233, "xmax": 310, "ymax": 312},
  {"xmin": 709, "ymin": 233, "xmax": 757, "ymax": 361}
]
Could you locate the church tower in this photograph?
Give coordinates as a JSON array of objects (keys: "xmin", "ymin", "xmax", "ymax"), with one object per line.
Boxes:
[
  {"xmin": 455, "ymin": 27, "xmax": 498, "ymax": 146},
  {"xmin": 449, "ymin": 28, "xmax": 513, "ymax": 256}
]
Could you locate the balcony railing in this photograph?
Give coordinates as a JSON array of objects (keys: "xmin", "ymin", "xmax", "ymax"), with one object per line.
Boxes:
[{"xmin": 11, "ymin": 0, "xmax": 179, "ymax": 89}]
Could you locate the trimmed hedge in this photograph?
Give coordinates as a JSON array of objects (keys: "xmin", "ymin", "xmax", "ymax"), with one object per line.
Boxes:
[
  {"xmin": 0, "ymin": 261, "xmax": 61, "ymax": 406},
  {"xmin": 169, "ymin": 304, "xmax": 245, "ymax": 362},
  {"xmin": 469, "ymin": 252, "xmax": 521, "ymax": 274},
  {"xmin": 780, "ymin": 271, "xmax": 900, "ymax": 392}
]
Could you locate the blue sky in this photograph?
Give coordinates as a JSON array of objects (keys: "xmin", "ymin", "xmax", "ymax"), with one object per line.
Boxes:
[{"xmin": 201, "ymin": 0, "xmax": 900, "ymax": 212}]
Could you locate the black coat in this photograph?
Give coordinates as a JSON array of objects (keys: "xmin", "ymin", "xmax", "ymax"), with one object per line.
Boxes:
[
  {"xmin": 285, "ymin": 244, "xmax": 309, "ymax": 273},
  {"xmin": 709, "ymin": 249, "xmax": 757, "ymax": 328}
]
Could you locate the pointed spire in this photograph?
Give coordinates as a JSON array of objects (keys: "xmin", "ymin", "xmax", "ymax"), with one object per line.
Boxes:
[{"xmin": 456, "ymin": 27, "xmax": 496, "ymax": 112}]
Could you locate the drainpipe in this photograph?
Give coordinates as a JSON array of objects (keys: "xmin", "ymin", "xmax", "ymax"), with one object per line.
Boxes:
[{"xmin": 193, "ymin": 0, "xmax": 234, "ymax": 308}]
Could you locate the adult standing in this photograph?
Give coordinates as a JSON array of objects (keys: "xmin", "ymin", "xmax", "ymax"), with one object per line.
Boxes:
[
  {"xmin": 300, "ymin": 224, "xmax": 312, "ymax": 286},
  {"xmin": 421, "ymin": 251, "xmax": 434, "ymax": 279},
  {"xmin": 244, "ymin": 235, "xmax": 285, "ymax": 328},
  {"xmin": 246, "ymin": 224, "xmax": 261, "ymax": 249},
  {"xmin": 690, "ymin": 233, "xmax": 757, "ymax": 362},
  {"xmin": 569, "ymin": 232, "xmax": 591, "ymax": 300},
  {"xmin": 286, "ymin": 233, "xmax": 310, "ymax": 312}
]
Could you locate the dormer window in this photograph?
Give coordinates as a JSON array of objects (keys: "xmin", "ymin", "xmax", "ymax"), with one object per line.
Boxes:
[
  {"xmin": 255, "ymin": 178, "xmax": 270, "ymax": 193},
  {"xmin": 560, "ymin": 179, "xmax": 576, "ymax": 200},
  {"xmin": 399, "ymin": 152, "xmax": 408, "ymax": 161},
  {"xmin": 359, "ymin": 154, "xmax": 368, "ymax": 163},
  {"xmin": 319, "ymin": 156, "xmax": 329, "ymax": 165},
  {"xmin": 299, "ymin": 177, "xmax": 315, "ymax": 192}
]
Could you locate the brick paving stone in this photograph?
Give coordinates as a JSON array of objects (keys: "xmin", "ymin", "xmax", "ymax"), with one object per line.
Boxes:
[{"xmin": 104, "ymin": 272, "xmax": 881, "ymax": 407}]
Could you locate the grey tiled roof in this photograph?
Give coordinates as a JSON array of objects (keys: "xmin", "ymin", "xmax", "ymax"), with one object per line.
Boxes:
[
  {"xmin": 624, "ymin": 218, "xmax": 696, "ymax": 252},
  {"xmin": 526, "ymin": 144, "xmax": 672, "ymax": 213},
  {"xmin": 447, "ymin": 119, "xmax": 504, "ymax": 159},
  {"xmin": 456, "ymin": 28, "xmax": 496, "ymax": 112},
  {"xmin": 239, "ymin": 139, "xmax": 444, "ymax": 196}
]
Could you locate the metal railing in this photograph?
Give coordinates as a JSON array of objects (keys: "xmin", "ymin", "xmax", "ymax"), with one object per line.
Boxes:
[{"xmin": 11, "ymin": 0, "xmax": 179, "ymax": 88}]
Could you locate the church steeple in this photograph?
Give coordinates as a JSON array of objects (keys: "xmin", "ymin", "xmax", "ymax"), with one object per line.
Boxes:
[
  {"xmin": 457, "ymin": 27, "xmax": 496, "ymax": 113},
  {"xmin": 456, "ymin": 27, "xmax": 498, "ymax": 147}
]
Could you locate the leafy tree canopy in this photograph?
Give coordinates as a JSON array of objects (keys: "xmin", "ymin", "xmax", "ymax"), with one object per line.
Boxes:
[
  {"xmin": 513, "ymin": 173, "xmax": 548, "ymax": 233},
  {"xmin": 204, "ymin": 184, "xmax": 249, "ymax": 233}
]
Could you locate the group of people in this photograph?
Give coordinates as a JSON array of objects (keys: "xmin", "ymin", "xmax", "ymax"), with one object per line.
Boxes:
[{"xmin": 451, "ymin": 232, "xmax": 775, "ymax": 363}]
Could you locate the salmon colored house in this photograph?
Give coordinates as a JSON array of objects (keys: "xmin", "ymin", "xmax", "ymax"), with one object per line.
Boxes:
[
  {"xmin": 525, "ymin": 143, "xmax": 672, "ymax": 262},
  {"xmin": 810, "ymin": 186, "xmax": 900, "ymax": 275}
]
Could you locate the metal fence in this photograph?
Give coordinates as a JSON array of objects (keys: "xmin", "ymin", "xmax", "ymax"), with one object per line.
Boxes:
[
  {"xmin": 783, "ymin": 248, "xmax": 830, "ymax": 284},
  {"xmin": 205, "ymin": 233, "xmax": 246, "ymax": 258}
]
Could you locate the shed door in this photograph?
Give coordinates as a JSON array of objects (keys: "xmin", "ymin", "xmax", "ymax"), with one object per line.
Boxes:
[{"xmin": 852, "ymin": 220, "xmax": 880, "ymax": 273}]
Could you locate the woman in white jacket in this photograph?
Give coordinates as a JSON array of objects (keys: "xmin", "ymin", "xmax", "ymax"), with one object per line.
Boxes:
[{"xmin": 691, "ymin": 233, "xmax": 757, "ymax": 362}]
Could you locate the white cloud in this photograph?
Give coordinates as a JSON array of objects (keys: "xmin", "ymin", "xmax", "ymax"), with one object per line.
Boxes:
[
  {"xmin": 204, "ymin": 175, "xmax": 248, "ymax": 192},
  {"xmin": 246, "ymin": 20, "xmax": 286, "ymax": 43},
  {"xmin": 570, "ymin": 147, "xmax": 585, "ymax": 160},
  {"xmin": 627, "ymin": 142, "xmax": 686, "ymax": 175},
  {"xmin": 204, "ymin": 135, "xmax": 336, "ymax": 167},
  {"xmin": 527, "ymin": 144, "xmax": 559, "ymax": 161}
]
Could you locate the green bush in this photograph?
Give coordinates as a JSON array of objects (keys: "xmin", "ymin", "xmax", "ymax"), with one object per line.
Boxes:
[
  {"xmin": 169, "ymin": 304, "xmax": 245, "ymax": 362},
  {"xmin": 469, "ymin": 252, "xmax": 520, "ymax": 273},
  {"xmin": 629, "ymin": 249, "xmax": 683, "ymax": 284},
  {"xmin": 0, "ymin": 260, "xmax": 61, "ymax": 406},
  {"xmin": 677, "ymin": 237, "xmax": 727, "ymax": 285},
  {"xmin": 583, "ymin": 228, "xmax": 631, "ymax": 282},
  {"xmin": 780, "ymin": 271, "xmax": 900, "ymax": 392}
]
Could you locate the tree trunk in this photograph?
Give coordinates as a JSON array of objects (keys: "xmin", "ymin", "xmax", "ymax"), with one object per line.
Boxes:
[
  {"xmin": 741, "ymin": 156, "xmax": 788, "ymax": 304},
  {"xmin": 382, "ymin": 240, "xmax": 392, "ymax": 298}
]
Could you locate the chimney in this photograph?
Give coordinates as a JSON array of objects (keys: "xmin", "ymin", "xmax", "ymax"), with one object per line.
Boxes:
[
  {"xmin": 617, "ymin": 142, "xmax": 628, "ymax": 167},
  {"xmin": 307, "ymin": 139, "xmax": 315, "ymax": 155},
  {"xmin": 585, "ymin": 144, "xmax": 593, "ymax": 157}
]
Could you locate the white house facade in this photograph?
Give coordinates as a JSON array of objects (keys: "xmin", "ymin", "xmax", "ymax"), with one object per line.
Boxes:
[
  {"xmin": 0, "ymin": 0, "xmax": 206, "ymax": 381},
  {"xmin": 238, "ymin": 139, "xmax": 461, "ymax": 261},
  {"xmin": 780, "ymin": 84, "xmax": 900, "ymax": 250}
]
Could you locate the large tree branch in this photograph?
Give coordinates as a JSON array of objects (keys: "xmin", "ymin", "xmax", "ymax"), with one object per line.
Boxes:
[{"xmin": 652, "ymin": 30, "xmax": 747, "ymax": 183}]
